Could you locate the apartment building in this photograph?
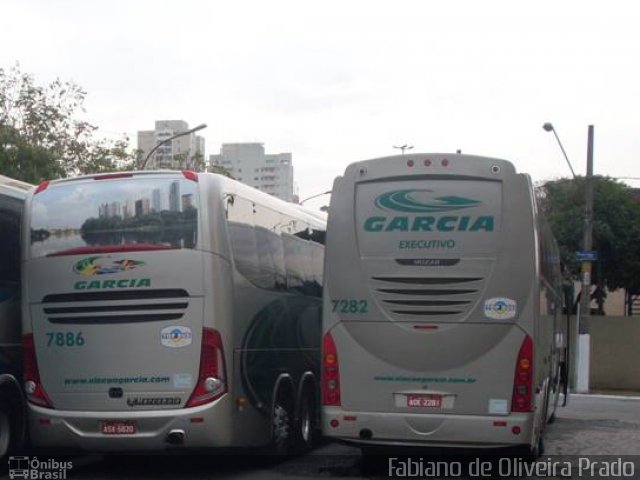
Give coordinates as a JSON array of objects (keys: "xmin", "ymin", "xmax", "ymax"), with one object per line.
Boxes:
[
  {"xmin": 137, "ymin": 120, "xmax": 205, "ymax": 171},
  {"xmin": 209, "ymin": 143, "xmax": 294, "ymax": 201}
]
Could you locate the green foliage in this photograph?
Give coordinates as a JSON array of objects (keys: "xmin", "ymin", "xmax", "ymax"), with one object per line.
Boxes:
[
  {"xmin": 210, "ymin": 164, "xmax": 234, "ymax": 178},
  {"xmin": 0, "ymin": 63, "xmax": 135, "ymax": 183},
  {"xmin": 537, "ymin": 176, "xmax": 640, "ymax": 292}
]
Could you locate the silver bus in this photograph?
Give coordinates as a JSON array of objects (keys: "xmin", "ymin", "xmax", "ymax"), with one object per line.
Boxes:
[
  {"xmin": 321, "ymin": 154, "xmax": 567, "ymax": 457},
  {"xmin": 22, "ymin": 170, "xmax": 325, "ymax": 453},
  {"xmin": 0, "ymin": 174, "xmax": 32, "ymax": 460}
]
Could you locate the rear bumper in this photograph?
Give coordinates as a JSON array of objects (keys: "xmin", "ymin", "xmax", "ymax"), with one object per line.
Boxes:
[
  {"xmin": 28, "ymin": 395, "xmax": 234, "ymax": 451},
  {"xmin": 322, "ymin": 407, "xmax": 535, "ymax": 449}
]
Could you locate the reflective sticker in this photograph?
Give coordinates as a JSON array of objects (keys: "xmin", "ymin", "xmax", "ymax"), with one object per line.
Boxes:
[
  {"xmin": 489, "ymin": 398, "xmax": 508, "ymax": 414},
  {"xmin": 484, "ymin": 297, "xmax": 517, "ymax": 320},
  {"xmin": 160, "ymin": 326, "xmax": 193, "ymax": 348},
  {"xmin": 173, "ymin": 373, "xmax": 193, "ymax": 389}
]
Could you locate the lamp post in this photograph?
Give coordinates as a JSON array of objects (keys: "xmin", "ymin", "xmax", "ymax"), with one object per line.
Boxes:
[
  {"xmin": 393, "ymin": 144, "xmax": 414, "ymax": 155},
  {"xmin": 139, "ymin": 123, "xmax": 207, "ymax": 170},
  {"xmin": 299, "ymin": 190, "xmax": 331, "ymax": 205},
  {"xmin": 542, "ymin": 123, "xmax": 577, "ymax": 179},
  {"xmin": 543, "ymin": 122, "xmax": 594, "ymax": 334}
]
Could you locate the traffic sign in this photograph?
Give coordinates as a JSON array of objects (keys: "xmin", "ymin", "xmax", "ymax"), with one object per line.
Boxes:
[{"xmin": 576, "ymin": 250, "xmax": 598, "ymax": 262}]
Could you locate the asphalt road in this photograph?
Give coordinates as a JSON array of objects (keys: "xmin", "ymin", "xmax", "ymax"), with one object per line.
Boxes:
[{"xmin": 3, "ymin": 394, "xmax": 640, "ymax": 479}]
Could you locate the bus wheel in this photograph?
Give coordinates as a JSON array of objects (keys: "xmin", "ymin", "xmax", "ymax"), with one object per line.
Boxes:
[
  {"xmin": 296, "ymin": 391, "xmax": 316, "ymax": 452},
  {"xmin": 271, "ymin": 400, "xmax": 293, "ymax": 455},
  {"xmin": 520, "ymin": 435, "xmax": 544, "ymax": 462},
  {"xmin": 0, "ymin": 406, "xmax": 11, "ymax": 460}
]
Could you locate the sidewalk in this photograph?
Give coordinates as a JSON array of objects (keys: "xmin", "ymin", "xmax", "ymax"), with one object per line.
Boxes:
[{"xmin": 573, "ymin": 390, "xmax": 640, "ymax": 399}]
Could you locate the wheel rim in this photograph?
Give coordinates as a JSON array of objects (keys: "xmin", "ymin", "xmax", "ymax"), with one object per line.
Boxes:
[
  {"xmin": 300, "ymin": 400, "xmax": 311, "ymax": 444},
  {"xmin": 0, "ymin": 411, "xmax": 11, "ymax": 458}
]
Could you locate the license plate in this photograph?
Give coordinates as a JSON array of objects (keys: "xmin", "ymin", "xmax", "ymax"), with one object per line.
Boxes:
[
  {"xmin": 406, "ymin": 394, "xmax": 442, "ymax": 408},
  {"xmin": 101, "ymin": 421, "xmax": 136, "ymax": 435}
]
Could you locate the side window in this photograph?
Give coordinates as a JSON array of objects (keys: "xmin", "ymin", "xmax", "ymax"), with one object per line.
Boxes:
[
  {"xmin": 253, "ymin": 204, "xmax": 286, "ymax": 290},
  {"xmin": 282, "ymin": 218, "xmax": 325, "ymax": 297},
  {"xmin": 227, "ymin": 196, "xmax": 260, "ymax": 284},
  {"xmin": 282, "ymin": 217, "xmax": 307, "ymax": 292},
  {"xmin": 226, "ymin": 194, "xmax": 326, "ymax": 295}
]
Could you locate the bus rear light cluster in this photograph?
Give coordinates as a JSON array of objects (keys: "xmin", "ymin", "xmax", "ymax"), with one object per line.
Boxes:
[
  {"xmin": 511, "ymin": 335, "xmax": 534, "ymax": 412},
  {"xmin": 182, "ymin": 170, "xmax": 198, "ymax": 182},
  {"xmin": 34, "ymin": 181, "xmax": 50, "ymax": 195},
  {"xmin": 22, "ymin": 334, "xmax": 53, "ymax": 408},
  {"xmin": 322, "ymin": 332, "xmax": 341, "ymax": 406},
  {"xmin": 186, "ymin": 328, "xmax": 227, "ymax": 408}
]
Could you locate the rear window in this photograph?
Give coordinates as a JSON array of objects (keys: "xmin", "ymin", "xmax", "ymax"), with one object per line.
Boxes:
[{"xmin": 30, "ymin": 177, "xmax": 199, "ymax": 258}]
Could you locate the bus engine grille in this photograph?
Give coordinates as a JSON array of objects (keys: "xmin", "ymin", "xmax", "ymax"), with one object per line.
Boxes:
[
  {"xmin": 41, "ymin": 289, "xmax": 190, "ymax": 324},
  {"xmin": 372, "ymin": 276, "xmax": 484, "ymax": 319}
]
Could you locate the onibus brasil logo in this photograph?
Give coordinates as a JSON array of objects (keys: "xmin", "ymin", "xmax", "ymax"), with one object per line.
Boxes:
[{"xmin": 364, "ymin": 189, "xmax": 494, "ymax": 232}]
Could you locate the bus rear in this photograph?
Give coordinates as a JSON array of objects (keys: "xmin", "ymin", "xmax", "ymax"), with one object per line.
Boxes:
[
  {"xmin": 322, "ymin": 154, "xmax": 550, "ymax": 453},
  {"xmin": 22, "ymin": 171, "xmax": 230, "ymax": 450}
]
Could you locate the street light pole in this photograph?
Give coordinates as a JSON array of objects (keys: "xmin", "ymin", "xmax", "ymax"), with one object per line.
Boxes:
[
  {"xmin": 542, "ymin": 123, "xmax": 577, "ymax": 179},
  {"xmin": 579, "ymin": 125, "xmax": 595, "ymax": 334},
  {"xmin": 139, "ymin": 123, "xmax": 207, "ymax": 170},
  {"xmin": 299, "ymin": 190, "xmax": 331, "ymax": 205},
  {"xmin": 543, "ymin": 122, "xmax": 595, "ymax": 333}
]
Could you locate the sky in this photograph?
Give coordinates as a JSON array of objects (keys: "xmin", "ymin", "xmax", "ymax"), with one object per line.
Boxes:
[{"xmin": 2, "ymin": 0, "xmax": 639, "ymax": 210}]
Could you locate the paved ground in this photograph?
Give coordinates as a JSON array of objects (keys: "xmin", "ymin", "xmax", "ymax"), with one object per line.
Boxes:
[
  {"xmin": 545, "ymin": 393, "xmax": 640, "ymax": 455},
  {"xmin": 3, "ymin": 394, "xmax": 639, "ymax": 479}
]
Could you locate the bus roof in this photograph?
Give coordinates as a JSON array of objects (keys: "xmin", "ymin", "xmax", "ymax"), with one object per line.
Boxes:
[
  {"xmin": 341, "ymin": 153, "xmax": 518, "ymax": 182},
  {"xmin": 0, "ymin": 174, "xmax": 33, "ymax": 198}
]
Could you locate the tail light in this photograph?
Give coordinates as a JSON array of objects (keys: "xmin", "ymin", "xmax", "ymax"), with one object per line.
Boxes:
[
  {"xmin": 22, "ymin": 334, "xmax": 53, "ymax": 408},
  {"xmin": 511, "ymin": 335, "xmax": 534, "ymax": 412},
  {"xmin": 322, "ymin": 332, "xmax": 341, "ymax": 406},
  {"xmin": 182, "ymin": 170, "xmax": 198, "ymax": 182},
  {"xmin": 186, "ymin": 328, "xmax": 227, "ymax": 408},
  {"xmin": 34, "ymin": 181, "xmax": 50, "ymax": 195}
]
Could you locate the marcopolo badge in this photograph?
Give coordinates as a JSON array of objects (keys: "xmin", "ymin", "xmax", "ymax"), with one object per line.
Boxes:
[
  {"xmin": 160, "ymin": 326, "xmax": 193, "ymax": 348},
  {"xmin": 483, "ymin": 297, "xmax": 517, "ymax": 320}
]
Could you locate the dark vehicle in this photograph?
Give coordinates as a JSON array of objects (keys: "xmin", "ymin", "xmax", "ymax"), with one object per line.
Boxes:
[{"xmin": 0, "ymin": 175, "xmax": 32, "ymax": 460}]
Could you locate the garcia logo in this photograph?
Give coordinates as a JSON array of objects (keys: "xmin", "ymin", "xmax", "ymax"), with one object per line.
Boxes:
[
  {"xmin": 160, "ymin": 326, "xmax": 193, "ymax": 348},
  {"xmin": 364, "ymin": 190, "xmax": 494, "ymax": 233},
  {"xmin": 484, "ymin": 297, "xmax": 517, "ymax": 320},
  {"xmin": 74, "ymin": 278, "xmax": 151, "ymax": 290},
  {"xmin": 73, "ymin": 256, "xmax": 146, "ymax": 276},
  {"xmin": 375, "ymin": 190, "xmax": 481, "ymax": 213}
]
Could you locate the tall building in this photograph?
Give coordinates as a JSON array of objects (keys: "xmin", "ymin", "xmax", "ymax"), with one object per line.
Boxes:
[
  {"xmin": 209, "ymin": 143, "xmax": 294, "ymax": 201},
  {"xmin": 169, "ymin": 181, "xmax": 181, "ymax": 212},
  {"xmin": 151, "ymin": 189, "xmax": 162, "ymax": 213},
  {"xmin": 137, "ymin": 120, "xmax": 206, "ymax": 171}
]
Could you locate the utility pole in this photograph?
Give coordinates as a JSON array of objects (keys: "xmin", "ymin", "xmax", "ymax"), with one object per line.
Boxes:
[
  {"xmin": 579, "ymin": 125, "xmax": 594, "ymax": 334},
  {"xmin": 393, "ymin": 144, "xmax": 413, "ymax": 155}
]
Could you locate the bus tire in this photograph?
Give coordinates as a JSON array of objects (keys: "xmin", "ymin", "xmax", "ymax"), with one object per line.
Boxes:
[
  {"xmin": 0, "ymin": 403, "xmax": 12, "ymax": 460},
  {"xmin": 295, "ymin": 389, "xmax": 316, "ymax": 453},
  {"xmin": 270, "ymin": 393, "xmax": 294, "ymax": 456},
  {"xmin": 520, "ymin": 435, "xmax": 544, "ymax": 462}
]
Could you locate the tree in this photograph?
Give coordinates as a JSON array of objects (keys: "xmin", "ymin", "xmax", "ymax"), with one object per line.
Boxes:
[
  {"xmin": 0, "ymin": 63, "xmax": 135, "ymax": 183},
  {"xmin": 537, "ymin": 176, "xmax": 640, "ymax": 302}
]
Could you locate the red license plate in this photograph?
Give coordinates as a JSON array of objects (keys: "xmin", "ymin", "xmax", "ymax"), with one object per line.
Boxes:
[
  {"xmin": 406, "ymin": 394, "xmax": 442, "ymax": 408},
  {"xmin": 101, "ymin": 421, "xmax": 136, "ymax": 435}
]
